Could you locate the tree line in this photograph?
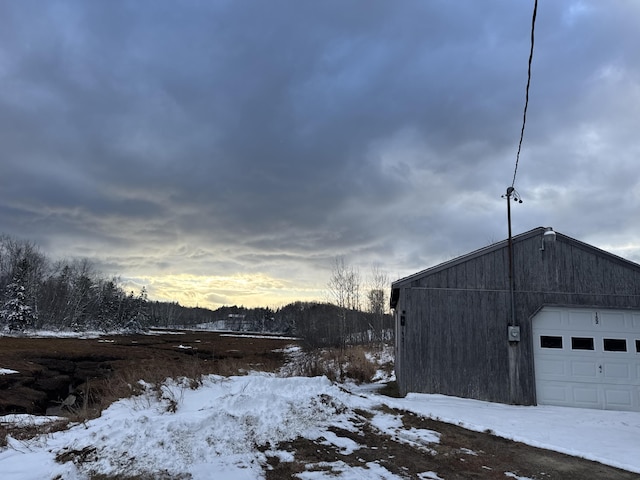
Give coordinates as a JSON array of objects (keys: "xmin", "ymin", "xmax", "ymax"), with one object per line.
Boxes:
[
  {"xmin": 0, "ymin": 235, "xmax": 393, "ymax": 347},
  {"xmin": 0, "ymin": 235, "xmax": 150, "ymax": 332}
]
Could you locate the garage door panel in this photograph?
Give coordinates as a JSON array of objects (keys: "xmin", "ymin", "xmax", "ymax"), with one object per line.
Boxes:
[
  {"xmin": 533, "ymin": 307, "xmax": 640, "ymax": 412},
  {"xmin": 537, "ymin": 358, "xmax": 566, "ymax": 376},
  {"xmin": 538, "ymin": 384, "xmax": 569, "ymax": 403},
  {"xmin": 567, "ymin": 310, "xmax": 594, "ymax": 328},
  {"xmin": 571, "ymin": 386, "xmax": 599, "ymax": 406},
  {"xmin": 540, "ymin": 310, "xmax": 562, "ymax": 328},
  {"xmin": 599, "ymin": 311, "xmax": 626, "ymax": 330},
  {"xmin": 604, "ymin": 388, "xmax": 633, "ymax": 408},
  {"xmin": 570, "ymin": 360, "xmax": 598, "ymax": 378},
  {"xmin": 603, "ymin": 363, "xmax": 631, "ymax": 381}
]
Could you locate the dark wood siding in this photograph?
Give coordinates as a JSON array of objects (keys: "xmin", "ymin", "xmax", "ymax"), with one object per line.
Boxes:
[
  {"xmin": 394, "ymin": 228, "xmax": 640, "ymax": 405},
  {"xmin": 396, "ymin": 286, "xmax": 511, "ymax": 402}
]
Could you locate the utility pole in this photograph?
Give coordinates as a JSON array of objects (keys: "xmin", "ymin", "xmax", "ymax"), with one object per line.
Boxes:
[
  {"xmin": 506, "ymin": 187, "xmax": 516, "ymax": 327},
  {"xmin": 504, "ymin": 186, "xmax": 522, "ymax": 404}
]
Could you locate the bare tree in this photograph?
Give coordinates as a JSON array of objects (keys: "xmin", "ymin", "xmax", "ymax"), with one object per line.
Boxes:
[
  {"xmin": 328, "ymin": 257, "xmax": 361, "ymax": 311},
  {"xmin": 327, "ymin": 257, "xmax": 363, "ymax": 348},
  {"xmin": 367, "ymin": 264, "xmax": 389, "ymax": 345},
  {"xmin": 366, "ymin": 289, "xmax": 385, "ymax": 315},
  {"xmin": 367, "ymin": 264, "xmax": 388, "ymax": 313}
]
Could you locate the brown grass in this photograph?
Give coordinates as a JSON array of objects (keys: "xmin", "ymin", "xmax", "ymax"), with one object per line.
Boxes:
[
  {"xmin": 65, "ymin": 354, "xmax": 224, "ymax": 421},
  {"xmin": 0, "ymin": 417, "xmax": 70, "ymax": 448},
  {"xmin": 63, "ymin": 346, "xmax": 289, "ymax": 422},
  {"xmin": 0, "ymin": 331, "xmax": 297, "ymax": 448},
  {"xmin": 283, "ymin": 345, "xmax": 385, "ymax": 383},
  {"xmin": 0, "ymin": 335, "xmax": 392, "ymax": 446}
]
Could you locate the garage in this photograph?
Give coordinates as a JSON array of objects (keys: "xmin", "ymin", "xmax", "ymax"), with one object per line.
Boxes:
[
  {"xmin": 392, "ymin": 227, "xmax": 640, "ymax": 407},
  {"xmin": 533, "ymin": 307, "xmax": 640, "ymax": 411}
]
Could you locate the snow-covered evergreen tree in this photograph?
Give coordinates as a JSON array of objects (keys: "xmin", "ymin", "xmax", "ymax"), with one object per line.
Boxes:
[
  {"xmin": 95, "ymin": 278, "xmax": 123, "ymax": 332},
  {"xmin": 123, "ymin": 287, "xmax": 149, "ymax": 333},
  {"xmin": 1, "ymin": 278, "xmax": 37, "ymax": 332}
]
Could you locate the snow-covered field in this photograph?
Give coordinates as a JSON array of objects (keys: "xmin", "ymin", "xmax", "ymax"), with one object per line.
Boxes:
[{"xmin": 1, "ymin": 370, "xmax": 639, "ymax": 479}]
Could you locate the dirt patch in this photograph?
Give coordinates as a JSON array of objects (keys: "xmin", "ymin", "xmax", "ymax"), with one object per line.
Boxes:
[
  {"xmin": 266, "ymin": 406, "xmax": 638, "ymax": 479},
  {"xmin": 0, "ymin": 331, "xmax": 293, "ymax": 415}
]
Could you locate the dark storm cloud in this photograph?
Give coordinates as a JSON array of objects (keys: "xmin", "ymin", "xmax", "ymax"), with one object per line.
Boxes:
[{"xmin": 1, "ymin": 0, "xmax": 639, "ymax": 306}]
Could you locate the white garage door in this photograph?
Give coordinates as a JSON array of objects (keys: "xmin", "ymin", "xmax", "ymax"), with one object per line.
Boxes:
[{"xmin": 532, "ymin": 307, "xmax": 640, "ymax": 411}]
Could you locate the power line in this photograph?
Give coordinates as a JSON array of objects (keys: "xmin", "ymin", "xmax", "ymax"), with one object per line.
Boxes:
[{"xmin": 511, "ymin": 0, "xmax": 538, "ymax": 189}]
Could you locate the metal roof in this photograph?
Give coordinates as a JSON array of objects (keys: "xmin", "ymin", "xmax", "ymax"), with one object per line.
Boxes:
[{"xmin": 391, "ymin": 226, "xmax": 640, "ymax": 290}]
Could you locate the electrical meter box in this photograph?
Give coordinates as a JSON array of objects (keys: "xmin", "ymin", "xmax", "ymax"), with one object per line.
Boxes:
[{"xmin": 508, "ymin": 326, "xmax": 521, "ymax": 342}]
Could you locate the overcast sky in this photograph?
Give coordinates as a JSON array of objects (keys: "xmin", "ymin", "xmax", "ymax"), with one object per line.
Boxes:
[{"xmin": 1, "ymin": 1, "xmax": 639, "ymax": 309}]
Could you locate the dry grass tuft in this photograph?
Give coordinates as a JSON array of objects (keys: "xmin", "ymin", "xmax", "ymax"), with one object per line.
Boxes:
[
  {"xmin": 66, "ymin": 355, "xmax": 215, "ymax": 421},
  {"xmin": 61, "ymin": 349, "xmax": 287, "ymax": 422},
  {"xmin": 0, "ymin": 417, "xmax": 70, "ymax": 447},
  {"xmin": 283, "ymin": 345, "xmax": 385, "ymax": 384},
  {"xmin": 343, "ymin": 346, "xmax": 379, "ymax": 383}
]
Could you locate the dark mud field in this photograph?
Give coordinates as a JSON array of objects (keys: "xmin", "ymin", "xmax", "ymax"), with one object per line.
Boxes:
[
  {"xmin": 1, "ymin": 332, "xmax": 636, "ymax": 479},
  {"xmin": 0, "ymin": 330, "xmax": 290, "ymax": 415}
]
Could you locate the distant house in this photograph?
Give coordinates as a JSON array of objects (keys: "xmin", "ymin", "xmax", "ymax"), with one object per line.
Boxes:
[{"xmin": 391, "ymin": 227, "xmax": 640, "ymax": 412}]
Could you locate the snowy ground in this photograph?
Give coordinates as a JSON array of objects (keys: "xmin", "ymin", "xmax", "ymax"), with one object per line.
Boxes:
[
  {"xmin": 1, "ymin": 371, "xmax": 639, "ymax": 479},
  {"xmin": 377, "ymin": 390, "xmax": 640, "ymax": 474}
]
